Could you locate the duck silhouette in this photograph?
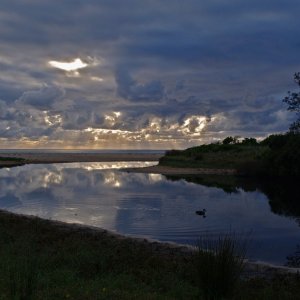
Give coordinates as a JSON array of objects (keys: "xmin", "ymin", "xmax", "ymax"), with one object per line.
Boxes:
[{"xmin": 196, "ymin": 209, "xmax": 206, "ymax": 217}]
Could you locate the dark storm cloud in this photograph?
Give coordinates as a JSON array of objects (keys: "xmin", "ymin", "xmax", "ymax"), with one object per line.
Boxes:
[
  {"xmin": 0, "ymin": 0, "xmax": 299, "ymax": 147},
  {"xmin": 16, "ymin": 85, "xmax": 65, "ymax": 109},
  {"xmin": 115, "ymin": 68, "xmax": 165, "ymax": 102},
  {"xmin": 0, "ymin": 81, "xmax": 23, "ymax": 102}
]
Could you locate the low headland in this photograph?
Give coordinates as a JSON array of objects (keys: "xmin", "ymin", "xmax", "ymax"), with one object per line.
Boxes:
[{"xmin": 135, "ymin": 133, "xmax": 300, "ymax": 178}]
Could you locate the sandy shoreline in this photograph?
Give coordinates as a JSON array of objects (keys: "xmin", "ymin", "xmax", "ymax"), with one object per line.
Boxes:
[
  {"xmin": 0, "ymin": 209, "xmax": 298, "ymax": 278},
  {"xmin": 0, "ymin": 152, "xmax": 163, "ymax": 167},
  {"xmin": 123, "ymin": 165, "xmax": 237, "ymax": 175},
  {"xmin": 0, "ymin": 152, "xmax": 238, "ymax": 175},
  {"xmin": 0, "ymin": 157, "xmax": 297, "ymax": 276}
]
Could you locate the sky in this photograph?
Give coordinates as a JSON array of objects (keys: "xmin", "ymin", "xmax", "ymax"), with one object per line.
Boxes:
[{"xmin": 0, "ymin": 0, "xmax": 300, "ymax": 149}]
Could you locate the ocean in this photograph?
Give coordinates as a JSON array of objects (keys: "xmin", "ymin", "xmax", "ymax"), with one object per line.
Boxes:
[{"xmin": 0, "ymin": 149, "xmax": 166, "ymax": 154}]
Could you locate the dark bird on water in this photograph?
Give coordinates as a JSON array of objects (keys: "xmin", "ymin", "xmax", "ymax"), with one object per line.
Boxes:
[{"xmin": 196, "ymin": 209, "xmax": 206, "ymax": 216}]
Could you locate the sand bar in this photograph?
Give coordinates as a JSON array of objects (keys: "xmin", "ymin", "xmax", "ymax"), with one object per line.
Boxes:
[
  {"xmin": 0, "ymin": 152, "xmax": 163, "ymax": 167},
  {"xmin": 0, "ymin": 153, "xmax": 237, "ymax": 175},
  {"xmin": 123, "ymin": 165, "xmax": 237, "ymax": 175}
]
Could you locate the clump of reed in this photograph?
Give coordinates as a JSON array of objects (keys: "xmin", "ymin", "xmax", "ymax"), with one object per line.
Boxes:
[{"xmin": 195, "ymin": 233, "xmax": 248, "ymax": 300}]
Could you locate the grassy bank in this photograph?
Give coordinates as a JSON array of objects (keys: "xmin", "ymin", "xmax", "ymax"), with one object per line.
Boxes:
[
  {"xmin": 159, "ymin": 133, "xmax": 300, "ymax": 177},
  {"xmin": 0, "ymin": 211, "xmax": 300, "ymax": 299},
  {"xmin": 159, "ymin": 144, "xmax": 267, "ymax": 170}
]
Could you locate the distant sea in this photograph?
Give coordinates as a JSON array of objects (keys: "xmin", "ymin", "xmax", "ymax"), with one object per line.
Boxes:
[{"xmin": 0, "ymin": 149, "xmax": 166, "ymax": 154}]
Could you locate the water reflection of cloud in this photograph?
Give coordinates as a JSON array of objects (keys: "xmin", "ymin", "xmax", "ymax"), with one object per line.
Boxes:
[
  {"xmin": 53, "ymin": 161, "xmax": 157, "ymax": 171},
  {"xmin": 0, "ymin": 163, "xmax": 300, "ymax": 265},
  {"xmin": 0, "ymin": 194, "xmax": 21, "ymax": 208},
  {"xmin": 148, "ymin": 174, "xmax": 163, "ymax": 182},
  {"xmin": 104, "ymin": 172, "xmax": 122, "ymax": 188}
]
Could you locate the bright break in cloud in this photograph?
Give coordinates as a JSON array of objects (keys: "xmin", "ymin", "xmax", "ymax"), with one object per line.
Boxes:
[{"xmin": 0, "ymin": 1, "xmax": 299, "ymax": 149}]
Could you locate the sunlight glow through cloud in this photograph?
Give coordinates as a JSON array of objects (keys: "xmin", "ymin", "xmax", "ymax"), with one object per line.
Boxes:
[
  {"xmin": 90, "ymin": 76, "xmax": 104, "ymax": 82},
  {"xmin": 0, "ymin": 0, "xmax": 297, "ymax": 150},
  {"xmin": 48, "ymin": 58, "xmax": 88, "ymax": 72}
]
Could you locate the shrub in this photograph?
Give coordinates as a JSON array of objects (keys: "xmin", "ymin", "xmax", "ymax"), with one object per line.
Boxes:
[
  {"xmin": 262, "ymin": 133, "xmax": 300, "ymax": 177},
  {"xmin": 241, "ymin": 138, "xmax": 257, "ymax": 145},
  {"xmin": 194, "ymin": 154, "xmax": 203, "ymax": 161},
  {"xmin": 222, "ymin": 136, "xmax": 239, "ymax": 145},
  {"xmin": 165, "ymin": 149, "xmax": 182, "ymax": 156},
  {"xmin": 260, "ymin": 134, "xmax": 290, "ymax": 149}
]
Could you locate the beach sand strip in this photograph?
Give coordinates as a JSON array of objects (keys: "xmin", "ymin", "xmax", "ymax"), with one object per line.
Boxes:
[{"xmin": 0, "ymin": 153, "xmax": 163, "ymax": 167}]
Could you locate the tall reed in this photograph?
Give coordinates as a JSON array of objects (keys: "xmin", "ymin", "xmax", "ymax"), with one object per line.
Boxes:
[{"xmin": 195, "ymin": 233, "xmax": 248, "ymax": 300}]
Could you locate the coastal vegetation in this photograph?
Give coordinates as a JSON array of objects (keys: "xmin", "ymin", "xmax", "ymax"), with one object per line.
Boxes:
[
  {"xmin": 283, "ymin": 72, "xmax": 300, "ymax": 133},
  {"xmin": 0, "ymin": 157, "xmax": 25, "ymax": 162},
  {"xmin": 0, "ymin": 211, "xmax": 300, "ymax": 300},
  {"xmin": 160, "ymin": 73, "xmax": 300, "ymax": 177},
  {"xmin": 159, "ymin": 133, "xmax": 300, "ymax": 177}
]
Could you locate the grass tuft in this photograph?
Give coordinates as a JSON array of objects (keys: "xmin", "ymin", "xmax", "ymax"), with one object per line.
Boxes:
[{"xmin": 195, "ymin": 233, "xmax": 248, "ymax": 299}]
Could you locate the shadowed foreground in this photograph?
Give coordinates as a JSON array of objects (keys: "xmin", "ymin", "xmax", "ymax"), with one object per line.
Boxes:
[{"xmin": 0, "ymin": 211, "xmax": 300, "ymax": 299}]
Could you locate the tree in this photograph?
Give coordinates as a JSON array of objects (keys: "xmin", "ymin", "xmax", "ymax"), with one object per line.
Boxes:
[
  {"xmin": 222, "ymin": 136, "xmax": 239, "ymax": 145},
  {"xmin": 283, "ymin": 72, "xmax": 300, "ymax": 133},
  {"xmin": 241, "ymin": 137, "xmax": 257, "ymax": 145}
]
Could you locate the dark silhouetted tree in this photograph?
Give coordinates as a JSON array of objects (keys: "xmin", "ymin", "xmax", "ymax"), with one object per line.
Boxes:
[
  {"xmin": 222, "ymin": 136, "xmax": 239, "ymax": 144},
  {"xmin": 241, "ymin": 137, "xmax": 257, "ymax": 145},
  {"xmin": 283, "ymin": 72, "xmax": 300, "ymax": 133}
]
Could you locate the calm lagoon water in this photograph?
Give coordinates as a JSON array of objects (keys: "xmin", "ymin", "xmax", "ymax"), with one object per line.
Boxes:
[{"xmin": 0, "ymin": 161, "xmax": 299, "ymax": 266}]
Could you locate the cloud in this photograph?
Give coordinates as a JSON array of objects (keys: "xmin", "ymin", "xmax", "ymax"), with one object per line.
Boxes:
[
  {"xmin": 0, "ymin": 0, "xmax": 299, "ymax": 148},
  {"xmin": 115, "ymin": 68, "xmax": 165, "ymax": 102},
  {"xmin": 49, "ymin": 58, "xmax": 87, "ymax": 72},
  {"xmin": 16, "ymin": 84, "xmax": 65, "ymax": 109}
]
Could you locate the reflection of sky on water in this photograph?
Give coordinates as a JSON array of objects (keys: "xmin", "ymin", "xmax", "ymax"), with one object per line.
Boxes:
[{"xmin": 0, "ymin": 162, "xmax": 299, "ymax": 265}]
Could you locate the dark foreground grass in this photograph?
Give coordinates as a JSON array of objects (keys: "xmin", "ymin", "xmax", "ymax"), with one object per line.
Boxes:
[
  {"xmin": 0, "ymin": 211, "xmax": 299, "ymax": 299},
  {"xmin": 195, "ymin": 234, "xmax": 247, "ymax": 300}
]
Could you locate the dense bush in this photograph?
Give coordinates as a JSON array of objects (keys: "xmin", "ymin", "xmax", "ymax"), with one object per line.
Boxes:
[
  {"xmin": 241, "ymin": 138, "xmax": 258, "ymax": 145},
  {"xmin": 161, "ymin": 134, "xmax": 300, "ymax": 177},
  {"xmin": 0, "ymin": 157, "xmax": 25, "ymax": 162},
  {"xmin": 262, "ymin": 133, "xmax": 300, "ymax": 177},
  {"xmin": 165, "ymin": 149, "xmax": 183, "ymax": 156},
  {"xmin": 260, "ymin": 134, "xmax": 290, "ymax": 149}
]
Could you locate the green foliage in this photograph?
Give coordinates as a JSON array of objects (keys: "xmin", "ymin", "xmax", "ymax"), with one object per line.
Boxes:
[
  {"xmin": 160, "ymin": 133, "xmax": 300, "ymax": 177},
  {"xmin": 222, "ymin": 136, "xmax": 235, "ymax": 145},
  {"xmin": 160, "ymin": 141, "xmax": 268, "ymax": 171},
  {"xmin": 289, "ymin": 119, "xmax": 300, "ymax": 133},
  {"xmin": 262, "ymin": 133, "xmax": 300, "ymax": 177},
  {"xmin": 261, "ymin": 134, "xmax": 289, "ymax": 149},
  {"xmin": 0, "ymin": 157, "xmax": 25, "ymax": 162},
  {"xmin": 283, "ymin": 72, "xmax": 300, "ymax": 133},
  {"xmin": 241, "ymin": 137, "xmax": 257, "ymax": 145},
  {"xmin": 222, "ymin": 136, "xmax": 241, "ymax": 145},
  {"xmin": 164, "ymin": 150, "xmax": 183, "ymax": 156},
  {"xmin": 195, "ymin": 234, "xmax": 247, "ymax": 300}
]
